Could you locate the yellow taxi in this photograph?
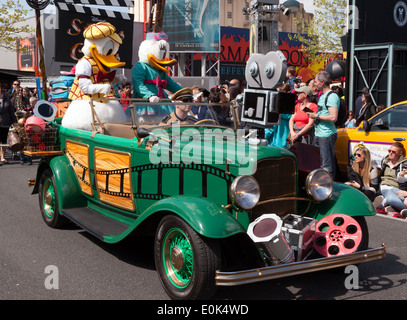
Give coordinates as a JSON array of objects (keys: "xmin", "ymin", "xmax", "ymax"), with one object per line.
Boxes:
[{"xmin": 335, "ymin": 100, "xmax": 407, "ymax": 174}]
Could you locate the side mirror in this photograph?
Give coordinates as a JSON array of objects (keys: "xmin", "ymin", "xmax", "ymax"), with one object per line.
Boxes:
[
  {"xmin": 137, "ymin": 127, "xmax": 150, "ymax": 138},
  {"xmin": 362, "ymin": 120, "xmax": 371, "ymax": 132},
  {"xmin": 137, "ymin": 127, "xmax": 172, "ymax": 144}
]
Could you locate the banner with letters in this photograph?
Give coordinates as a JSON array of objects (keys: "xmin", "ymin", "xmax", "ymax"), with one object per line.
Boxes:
[
  {"xmin": 219, "ymin": 27, "xmax": 250, "ymax": 82},
  {"xmin": 54, "ymin": 4, "xmax": 134, "ymax": 68}
]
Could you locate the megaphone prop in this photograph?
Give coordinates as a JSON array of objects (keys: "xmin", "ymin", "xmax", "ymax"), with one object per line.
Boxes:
[
  {"xmin": 33, "ymin": 100, "xmax": 57, "ymax": 122},
  {"xmin": 25, "ymin": 100, "xmax": 57, "ymax": 135}
]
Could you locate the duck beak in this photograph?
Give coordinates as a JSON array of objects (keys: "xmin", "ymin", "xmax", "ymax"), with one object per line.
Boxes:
[
  {"xmin": 148, "ymin": 54, "xmax": 177, "ymax": 74},
  {"xmin": 90, "ymin": 44, "xmax": 125, "ymax": 74}
]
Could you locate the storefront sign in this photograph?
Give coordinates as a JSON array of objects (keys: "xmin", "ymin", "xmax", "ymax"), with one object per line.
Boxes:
[
  {"xmin": 54, "ymin": 9, "xmax": 133, "ymax": 68},
  {"xmin": 17, "ymin": 36, "xmax": 37, "ymax": 72}
]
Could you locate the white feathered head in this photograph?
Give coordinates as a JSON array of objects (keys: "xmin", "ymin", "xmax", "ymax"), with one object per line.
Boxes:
[
  {"xmin": 138, "ymin": 32, "xmax": 177, "ymax": 74},
  {"xmin": 81, "ymin": 22, "xmax": 125, "ymax": 73}
]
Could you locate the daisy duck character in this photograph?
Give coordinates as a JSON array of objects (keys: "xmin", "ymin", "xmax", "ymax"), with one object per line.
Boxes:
[{"xmin": 131, "ymin": 32, "xmax": 182, "ymax": 117}]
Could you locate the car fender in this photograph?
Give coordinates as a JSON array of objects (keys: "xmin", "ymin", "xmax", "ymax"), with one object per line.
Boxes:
[
  {"xmin": 307, "ymin": 182, "xmax": 376, "ymax": 221},
  {"xmin": 32, "ymin": 155, "xmax": 87, "ymax": 212},
  {"xmin": 134, "ymin": 196, "xmax": 246, "ymax": 239}
]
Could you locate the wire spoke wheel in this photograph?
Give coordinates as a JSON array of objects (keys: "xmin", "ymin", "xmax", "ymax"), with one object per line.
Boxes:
[
  {"xmin": 155, "ymin": 215, "xmax": 221, "ymax": 300},
  {"xmin": 43, "ymin": 178, "xmax": 55, "ymax": 218},
  {"xmin": 38, "ymin": 168, "xmax": 68, "ymax": 228},
  {"xmin": 163, "ymin": 228, "xmax": 194, "ymax": 288}
]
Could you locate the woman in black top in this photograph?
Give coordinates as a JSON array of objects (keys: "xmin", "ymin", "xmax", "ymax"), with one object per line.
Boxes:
[
  {"xmin": 0, "ymin": 86, "xmax": 18, "ymax": 164},
  {"xmin": 355, "ymin": 92, "xmax": 376, "ymax": 127},
  {"xmin": 345, "ymin": 146, "xmax": 380, "ymax": 202}
]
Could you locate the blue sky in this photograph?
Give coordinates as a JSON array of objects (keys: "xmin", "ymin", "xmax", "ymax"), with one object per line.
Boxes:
[{"xmin": 301, "ymin": 0, "xmax": 316, "ymax": 14}]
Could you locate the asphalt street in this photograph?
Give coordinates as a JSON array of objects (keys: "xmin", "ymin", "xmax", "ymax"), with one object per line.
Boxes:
[{"xmin": 0, "ymin": 156, "xmax": 406, "ymax": 301}]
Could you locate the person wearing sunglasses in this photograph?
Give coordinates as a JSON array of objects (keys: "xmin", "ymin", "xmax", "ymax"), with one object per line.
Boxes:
[
  {"xmin": 288, "ymin": 86, "xmax": 318, "ymax": 146},
  {"xmin": 11, "ymin": 80, "xmax": 20, "ymax": 93},
  {"xmin": 160, "ymin": 88, "xmax": 197, "ymax": 126},
  {"xmin": 345, "ymin": 147, "xmax": 380, "ymax": 204},
  {"xmin": 377, "ymin": 142, "xmax": 407, "ymax": 216}
]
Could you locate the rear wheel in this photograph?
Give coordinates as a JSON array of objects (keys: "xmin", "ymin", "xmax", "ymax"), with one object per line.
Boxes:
[
  {"xmin": 38, "ymin": 168, "xmax": 68, "ymax": 228},
  {"xmin": 154, "ymin": 215, "xmax": 221, "ymax": 300}
]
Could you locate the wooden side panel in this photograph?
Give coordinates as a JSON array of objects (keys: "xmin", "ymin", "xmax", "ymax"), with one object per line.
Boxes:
[
  {"xmin": 94, "ymin": 148, "xmax": 135, "ymax": 211},
  {"xmin": 55, "ymin": 101, "xmax": 70, "ymax": 118},
  {"xmin": 65, "ymin": 140, "xmax": 93, "ymax": 196}
]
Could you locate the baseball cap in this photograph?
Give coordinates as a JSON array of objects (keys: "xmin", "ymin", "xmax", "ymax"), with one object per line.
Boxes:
[{"xmin": 295, "ymin": 86, "xmax": 313, "ymax": 97}]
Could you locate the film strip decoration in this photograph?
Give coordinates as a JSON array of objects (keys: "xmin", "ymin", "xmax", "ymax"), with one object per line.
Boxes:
[
  {"xmin": 66, "ymin": 149, "xmax": 235, "ymax": 201},
  {"xmin": 55, "ymin": 0, "xmax": 134, "ymax": 7},
  {"xmin": 55, "ymin": 1, "xmax": 134, "ymax": 20}
]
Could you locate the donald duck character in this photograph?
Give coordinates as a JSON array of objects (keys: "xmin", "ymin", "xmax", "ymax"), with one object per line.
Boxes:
[
  {"xmin": 131, "ymin": 32, "xmax": 182, "ymax": 117},
  {"xmin": 62, "ymin": 22, "xmax": 128, "ymax": 131}
]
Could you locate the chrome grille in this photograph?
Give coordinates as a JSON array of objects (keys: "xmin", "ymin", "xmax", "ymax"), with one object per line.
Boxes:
[{"xmin": 252, "ymin": 157, "xmax": 297, "ymax": 220}]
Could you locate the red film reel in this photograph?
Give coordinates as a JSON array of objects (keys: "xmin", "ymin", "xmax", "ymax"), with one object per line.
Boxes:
[{"xmin": 313, "ymin": 214, "xmax": 362, "ymax": 257}]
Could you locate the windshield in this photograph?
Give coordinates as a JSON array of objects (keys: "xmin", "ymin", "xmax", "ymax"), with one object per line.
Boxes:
[
  {"xmin": 127, "ymin": 100, "xmax": 241, "ymax": 130},
  {"xmin": 369, "ymin": 103, "xmax": 407, "ymax": 131}
]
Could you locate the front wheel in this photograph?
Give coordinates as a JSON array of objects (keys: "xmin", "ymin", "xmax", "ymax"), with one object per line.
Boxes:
[
  {"xmin": 154, "ymin": 215, "xmax": 221, "ymax": 300},
  {"xmin": 38, "ymin": 168, "xmax": 68, "ymax": 228}
]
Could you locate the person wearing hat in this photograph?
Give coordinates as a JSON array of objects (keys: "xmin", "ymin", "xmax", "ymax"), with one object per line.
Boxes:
[
  {"xmin": 68, "ymin": 22, "xmax": 126, "ymax": 101},
  {"xmin": 130, "ymin": 31, "xmax": 183, "ymax": 121},
  {"xmin": 160, "ymin": 88, "xmax": 198, "ymax": 125},
  {"xmin": 288, "ymin": 85, "xmax": 318, "ymax": 145},
  {"xmin": 62, "ymin": 22, "xmax": 128, "ymax": 130},
  {"xmin": 132, "ymin": 32, "xmax": 182, "ymax": 103}
]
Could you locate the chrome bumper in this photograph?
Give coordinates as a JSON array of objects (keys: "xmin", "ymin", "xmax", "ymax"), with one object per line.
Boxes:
[{"xmin": 215, "ymin": 245, "xmax": 386, "ymax": 286}]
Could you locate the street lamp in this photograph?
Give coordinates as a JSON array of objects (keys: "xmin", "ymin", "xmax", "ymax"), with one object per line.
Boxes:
[{"xmin": 25, "ymin": 0, "xmax": 50, "ymax": 100}]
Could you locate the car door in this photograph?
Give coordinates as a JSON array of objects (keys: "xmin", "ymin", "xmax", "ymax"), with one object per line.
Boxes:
[
  {"xmin": 65, "ymin": 132, "xmax": 137, "ymax": 213},
  {"xmin": 336, "ymin": 102, "xmax": 407, "ymax": 171}
]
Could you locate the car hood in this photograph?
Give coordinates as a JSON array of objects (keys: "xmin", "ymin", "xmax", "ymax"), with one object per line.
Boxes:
[{"xmin": 149, "ymin": 126, "xmax": 296, "ymax": 176}]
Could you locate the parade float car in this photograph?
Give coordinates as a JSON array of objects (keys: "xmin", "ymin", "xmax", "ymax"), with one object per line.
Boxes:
[
  {"xmin": 27, "ymin": 51, "xmax": 386, "ymax": 300},
  {"xmin": 335, "ymin": 100, "xmax": 407, "ymax": 173}
]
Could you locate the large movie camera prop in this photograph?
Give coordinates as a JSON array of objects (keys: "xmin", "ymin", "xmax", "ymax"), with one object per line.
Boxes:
[{"xmin": 242, "ymin": 51, "xmax": 296, "ymax": 127}]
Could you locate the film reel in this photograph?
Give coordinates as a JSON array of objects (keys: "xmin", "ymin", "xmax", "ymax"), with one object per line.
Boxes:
[
  {"xmin": 313, "ymin": 214, "xmax": 362, "ymax": 257},
  {"xmin": 245, "ymin": 51, "xmax": 287, "ymax": 90}
]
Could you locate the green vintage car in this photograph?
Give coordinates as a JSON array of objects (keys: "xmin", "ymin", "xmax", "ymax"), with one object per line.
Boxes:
[{"xmin": 29, "ymin": 98, "xmax": 385, "ymax": 300}]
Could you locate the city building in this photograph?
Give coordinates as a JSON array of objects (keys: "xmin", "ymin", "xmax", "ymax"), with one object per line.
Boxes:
[{"xmin": 0, "ymin": 1, "xmax": 313, "ymax": 89}]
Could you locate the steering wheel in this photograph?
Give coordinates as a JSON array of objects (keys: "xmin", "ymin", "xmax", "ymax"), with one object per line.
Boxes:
[{"xmin": 195, "ymin": 119, "xmax": 219, "ymax": 125}]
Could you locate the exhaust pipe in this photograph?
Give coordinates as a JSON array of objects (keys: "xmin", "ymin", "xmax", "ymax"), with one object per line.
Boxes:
[{"xmin": 247, "ymin": 214, "xmax": 294, "ymax": 264}]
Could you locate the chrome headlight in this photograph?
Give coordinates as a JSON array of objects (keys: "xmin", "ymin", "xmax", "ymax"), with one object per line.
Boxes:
[
  {"xmin": 305, "ymin": 169, "xmax": 333, "ymax": 201},
  {"xmin": 229, "ymin": 175, "xmax": 261, "ymax": 210}
]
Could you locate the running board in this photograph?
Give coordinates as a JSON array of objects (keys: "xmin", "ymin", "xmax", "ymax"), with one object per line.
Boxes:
[
  {"xmin": 215, "ymin": 245, "xmax": 386, "ymax": 286},
  {"xmin": 62, "ymin": 207, "xmax": 130, "ymax": 241}
]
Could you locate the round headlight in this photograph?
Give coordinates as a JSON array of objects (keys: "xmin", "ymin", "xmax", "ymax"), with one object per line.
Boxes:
[
  {"xmin": 229, "ymin": 175, "xmax": 261, "ymax": 210},
  {"xmin": 305, "ymin": 169, "xmax": 333, "ymax": 201}
]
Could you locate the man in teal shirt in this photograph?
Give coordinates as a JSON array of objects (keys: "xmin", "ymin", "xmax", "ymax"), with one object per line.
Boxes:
[{"xmin": 306, "ymin": 71, "xmax": 340, "ymax": 179}]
